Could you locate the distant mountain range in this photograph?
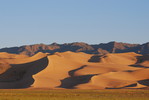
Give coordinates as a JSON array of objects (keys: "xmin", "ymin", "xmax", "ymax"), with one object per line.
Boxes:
[{"xmin": 0, "ymin": 41, "xmax": 149, "ymax": 56}]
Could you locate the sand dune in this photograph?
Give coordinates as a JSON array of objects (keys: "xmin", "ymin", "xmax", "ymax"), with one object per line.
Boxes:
[
  {"xmin": 0, "ymin": 51, "xmax": 149, "ymax": 89},
  {"xmin": 137, "ymin": 55, "xmax": 149, "ymax": 67},
  {"xmin": 0, "ymin": 52, "xmax": 48, "ymax": 88}
]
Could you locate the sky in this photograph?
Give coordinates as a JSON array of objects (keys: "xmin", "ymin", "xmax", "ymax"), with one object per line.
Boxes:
[{"xmin": 0, "ymin": 0, "xmax": 149, "ymax": 48}]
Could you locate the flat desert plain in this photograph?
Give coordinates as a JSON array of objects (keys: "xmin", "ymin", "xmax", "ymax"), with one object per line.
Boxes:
[{"xmin": 0, "ymin": 89, "xmax": 149, "ymax": 100}]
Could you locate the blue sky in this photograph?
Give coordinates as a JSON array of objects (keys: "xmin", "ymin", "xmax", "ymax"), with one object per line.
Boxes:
[{"xmin": 0, "ymin": 0, "xmax": 149, "ymax": 48}]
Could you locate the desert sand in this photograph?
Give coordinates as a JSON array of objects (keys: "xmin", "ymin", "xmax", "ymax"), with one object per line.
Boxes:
[{"xmin": 0, "ymin": 51, "xmax": 149, "ymax": 89}]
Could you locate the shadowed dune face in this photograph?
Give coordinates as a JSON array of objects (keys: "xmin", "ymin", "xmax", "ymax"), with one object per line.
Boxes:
[
  {"xmin": 59, "ymin": 74, "xmax": 97, "ymax": 89},
  {"xmin": 0, "ymin": 52, "xmax": 149, "ymax": 89},
  {"xmin": 88, "ymin": 55, "xmax": 102, "ymax": 62},
  {"xmin": 138, "ymin": 79, "xmax": 149, "ymax": 86},
  {"xmin": 135, "ymin": 55, "xmax": 149, "ymax": 67},
  {"xmin": 58, "ymin": 65, "xmax": 98, "ymax": 89}
]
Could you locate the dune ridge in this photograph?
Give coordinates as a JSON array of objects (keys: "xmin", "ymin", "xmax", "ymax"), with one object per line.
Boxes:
[{"xmin": 0, "ymin": 51, "xmax": 149, "ymax": 89}]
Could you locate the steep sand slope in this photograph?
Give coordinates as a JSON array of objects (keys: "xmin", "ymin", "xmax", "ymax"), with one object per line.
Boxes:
[{"xmin": 0, "ymin": 52, "xmax": 149, "ymax": 89}]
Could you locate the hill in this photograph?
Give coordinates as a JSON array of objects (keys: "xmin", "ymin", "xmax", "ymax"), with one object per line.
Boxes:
[{"xmin": 0, "ymin": 41, "xmax": 149, "ymax": 56}]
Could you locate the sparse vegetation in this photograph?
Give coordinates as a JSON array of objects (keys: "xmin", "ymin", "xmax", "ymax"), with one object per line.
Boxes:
[{"xmin": 0, "ymin": 89, "xmax": 148, "ymax": 100}]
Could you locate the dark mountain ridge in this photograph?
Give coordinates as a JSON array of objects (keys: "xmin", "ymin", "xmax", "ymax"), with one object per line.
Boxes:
[{"xmin": 0, "ymin": 41, "xmax": 149, "ymax": 56}]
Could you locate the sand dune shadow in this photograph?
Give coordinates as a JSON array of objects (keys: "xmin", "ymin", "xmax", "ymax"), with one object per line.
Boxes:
[
  {"xmin": 59, "ymin": 74, "xmax": 96, "ymax": 89},
  {"xmin": 138, "ymin": 79, "xmax": 149, "ymax": 86},
  {"xmin": 0, "ymin": 57, "xmax": 49, "ymax": 89},
  {"xmin": 59, "ymin": 65, "xmax": 98, "ymax": 89}
]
